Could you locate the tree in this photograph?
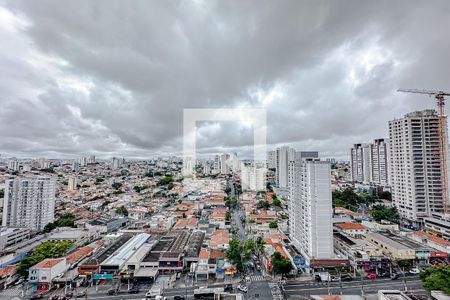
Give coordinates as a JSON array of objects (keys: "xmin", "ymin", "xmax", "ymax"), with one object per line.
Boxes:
[
  {"xmin": 272, "ymin": 198, "xmax": 281, "ymax": 207},
  {"xmin": 17, "ymin": 241, "xmax": 73, "ymax": 276},
  {"xmin": 378, "ymin": 191, "xmax": 392, "ymax": 201},
  {"xmin": 333, "ymin": 199, "xmax": 346, "ymax": 207},
  {"xmin": 133, "ymin": 185, "xmax": 143, "ymax": 192},
  {"xmin": 157, "ymin": 176, "xmax": 173, "ymax": 186},
  {"xmin": 54, "ymin": 213, "xmax": 76, "ymax": 227},
  {"xmin": 112, "ymin": 182, "xmax": 122, "ymax": 190},
  {"xmin": 225, "ymin": 211, "xmax": 232, "ymax": 221},
  {"xmin": 370, "ymin": 204, "xmax": 399, "ymax": 222},
  {"xmin": 225, "ymin": 197, "xmax": 238, "ymax": 209},
  {"xmin": 271, "ymin": 251, "xmax": 293, "ymax": 275},
  {"xmin": 256, "ymin": 236, "xmax": 265, "ymax": 253},
  {"xmin": 227, "ymin": 238, "xmax": 244, "ymax": 271},
  {"xmin": 116, "ymin": 206, "xmax": 128, "ymax": 216},
  {"xmin": 242, "ymin": 239, "xmax": 257, "ymax": 260},
  {"xmin": 42, "ymin": 222, "xmax": 57, "ymax": 233},
  {"xmin": 259, "ymin": 200, "xmax": 270, "ymax": 210},
  {"xmin": 420, "ymin": 265, "xmax": 450, "ymax": 294},
  {"xmin": 269, "ymin": 221, "xmax": 278, "ymax": 229}
]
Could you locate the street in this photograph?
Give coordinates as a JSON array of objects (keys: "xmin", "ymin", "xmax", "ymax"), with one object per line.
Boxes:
[{"xmin": 284, "ymin": 275, "xmax": 425, "ymax": 297}]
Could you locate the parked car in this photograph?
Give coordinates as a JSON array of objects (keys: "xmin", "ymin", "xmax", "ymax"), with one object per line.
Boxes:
[
  {"xmin": 173, "ymin": 296, "xmax": 185, "ymax": 300},
  {"xmin": 107, "ymin": 288, "xmax": 117, "ymax": 295},
  {"xmin": 238, "ymin": 284, "xmax": 248, "ymax": 293},
  {"xmin": 341, "ymin": 275, "xmax": 353, "ymax": 281},
  {"xmin": 224, "ymin": 284, "xmax": 233, "ymax": 292},
  {"xmin": 128, "ymin": 286, "xmax": 140, "ymax": 294},
  {"xmin": 390, "ymin": 273, "xmax": 400, "ymax": 280},
  {"xmin": 378, "ymin": 271, "xmax": 389, "ymax": 278},
  {"xmin": 409, "ymin": 268, "xmax": 420, "ymax": 274},
  {"xmin": 367, "ymin": 273, "xmax": 377, "ymax": 279},
  {"xmin": 75, "ymin": 290, "xmax": 86, "ymax": 298}
]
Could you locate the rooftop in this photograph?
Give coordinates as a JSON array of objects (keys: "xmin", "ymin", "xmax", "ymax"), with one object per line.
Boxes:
[
  {"xmin": 32, "ymin": 258, "xmax": 66, "ymax": 269},
  {"xmin": 101, "ymin": 233, "xmax": 150, "ymax": 267},
  {"xmin": 335, "ymin": 222, "xmax": 368, "ymax": 230}
]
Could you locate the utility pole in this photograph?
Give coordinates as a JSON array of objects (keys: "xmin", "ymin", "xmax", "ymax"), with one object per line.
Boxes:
[{"xmin": 360, "ymin": 272, "xmax": 365, "ymax": 298}]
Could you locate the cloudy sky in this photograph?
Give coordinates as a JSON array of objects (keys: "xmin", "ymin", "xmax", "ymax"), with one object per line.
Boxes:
[{"xmin": 1, "ymin": 1, "xmax": 450, "ymax": 160}]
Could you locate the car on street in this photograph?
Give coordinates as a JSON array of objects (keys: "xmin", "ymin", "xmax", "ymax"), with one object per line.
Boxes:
[
  {"xmin": 390, "ymin": 273, "xmax": 400, "ymax": 280},
  {"xmin": 224, "ymin": 284, "xmax": 233, "ymax": 292},
  {"xmin": 409, "ymin": 268, "xmax": 420, "ymax": 274},
  {"xmin": 173, "ymin": 296, "xmax": 185, "ymax": 300},
  {"xmin": 75, "ymin": 290, "xmax": 86, "ymax": 298},
  {"xmin": 378, "ymin": 271, "xmax": 390, "ymax": 278},
  {"xmin": 237, "ymin": 284, "xmax": 248, "ymax": 293},
  {"xmin": 341, "ymin": 274, "xmax": 353, "ymax": 281},
  {"xmin": 107, "ymin": 288, "xmax": 118, "ymax": 295},
  {"xmin": 128, "ymin": 286, "xmax": 140, "ymax": 294},
  {"xmin": 367, "ymin": 273, "xmax": 377, "ymax": 279}
]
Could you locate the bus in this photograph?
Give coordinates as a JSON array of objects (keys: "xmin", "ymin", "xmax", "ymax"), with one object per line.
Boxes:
[{"xmin": 193, "ymin": 287, "xmax": 224, "ymax": 300}]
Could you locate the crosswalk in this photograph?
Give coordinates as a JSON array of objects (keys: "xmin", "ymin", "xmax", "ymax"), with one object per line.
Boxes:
[
  {"xmin": 246, "ymin": 274, "xmax": 266, "ymax": 282},
  {"xmin": 268, "ymin": 281, "xmax": 285, "ymax": 300},
  {"xmin": 0, "ymin": 287, "xmax": 22, "ymax": 299}
]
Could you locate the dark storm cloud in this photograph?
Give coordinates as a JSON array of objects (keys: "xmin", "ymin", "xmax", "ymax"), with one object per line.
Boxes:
[{"xmin": 1, "ymin": 0, "xmax": 450, "ymax": 159}]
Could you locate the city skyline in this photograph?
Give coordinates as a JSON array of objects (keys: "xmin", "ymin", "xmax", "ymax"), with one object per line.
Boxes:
[{"xmin": 1, "ymin": 1, "xmax": 450, "ymax": 159}]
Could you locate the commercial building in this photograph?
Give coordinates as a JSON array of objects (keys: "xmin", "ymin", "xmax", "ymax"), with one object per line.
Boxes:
[
  {"xmin": 0, "ymin": 227, "xmax": 30, "ymax": 253},
  {"xmin": 424, "ymin": 217, "xmax": 450, "ymax": 241},
  {"xmin": 289, "ymin": 158, "xmax": 333, "ymax": 263},
  {"xmin": 100, "ymin": 233, "xmax": 150, "ymax": 273},
  {"xmin": 350, "ymin": 139, "xmax": 389, "ymax": 185},
  {"xmin": 28, "ymin": 258, "xmax": 68, "ymax": 292},
  {"xmin": 2, "ymin": 176, "xmax": 56, "ymax": 231},
  {"xmin": 365, "ymin": 232, "xmax": 416, "ymax": 260},
  {"xmin": 389, "ymin": 110, "xmax": 448, "ymax": 226}
]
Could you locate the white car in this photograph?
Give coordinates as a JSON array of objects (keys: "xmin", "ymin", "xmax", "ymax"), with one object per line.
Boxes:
[
  {"xmin": 238, "ymin": 285, "xmax": 248, "ymax": 293},
  {"xmin": 409, "ymin": 268, "xmax": 420, "ymax": 274}
]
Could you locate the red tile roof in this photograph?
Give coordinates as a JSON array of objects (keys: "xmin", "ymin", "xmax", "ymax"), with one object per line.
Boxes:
[
  {"xmin": 32, "ymin": 258, "xmax": 65, "ymax": 269},
  {"xmin": 413, "ymin": 231, "xmax": 450, "ymax": 247},
  {"xmin": 66, "ymin": 246, "xmax": 94, "ymax": 265},
  {"xmin": 335, "ymin": 222, "xmax": 368, "ymax": 230}
]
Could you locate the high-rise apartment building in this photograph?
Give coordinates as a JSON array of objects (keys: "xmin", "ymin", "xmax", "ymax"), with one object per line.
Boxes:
[
  {"xmin": 289, "ymin": 158, "xmax": 333, "ymax": 263},
  {"xmin": 67, "ymin": 176, "xmax": 77, "ymax": 191},
  {"xmin": 2, "ymin": 177, "xmax": 56, "ymax": 231},
  {"xmin": 8, "ymin": 160, "xmax": 19, "ymax": 171},
  {"xmin": 111, "ymin": 157, "xmax": 121, "ymax": 170},
  {"xmin": 220, "ymin": 154, "xmax": 230, "ymax": 175},
  {"xmin": 350, "ymin": 139, "xmax": 389, "ymax": 185},
  {"xmin": 267, "ymin": 150, "xmax": 276, "ymax": 169},
  {"xmin": 240, "ymin": 162, "xmax": 266, "ymax": 191},
  {"xmin": 276, "ymin": 146, "xmax": 295, "ymax": 189},
  {"xmin": 389, "ymin": 110, "xmax": 448, "ymax": 226}
]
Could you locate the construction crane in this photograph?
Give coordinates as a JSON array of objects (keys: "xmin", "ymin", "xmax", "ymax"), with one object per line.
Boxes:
[{"xmin": 398, "ymin": 89, "xmax": 450, "ymax": 216}]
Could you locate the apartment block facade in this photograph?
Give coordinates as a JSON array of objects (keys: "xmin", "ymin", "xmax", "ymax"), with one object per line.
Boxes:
[
  {"xmin": 2, "ymin": 176, "xmax": 56, "ymax": 231},
  {"xmin": 350, "ymin": 139, "xmax": 389, "ymax": 185},
  {"xmin": 289, "ymin": 158, "xmax": 333, "ymax": 263},
  {"xmin": 389, "ymin": 110, "xmax": 448, "ymax": 225}
]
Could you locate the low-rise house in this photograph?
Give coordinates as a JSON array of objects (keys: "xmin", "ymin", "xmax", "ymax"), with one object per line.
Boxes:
[
  {"xmin": 209, "ymin": 230, "xmax": 229, "ymax": 250},
  {"xmin": 409, "ymin": 231, "xmax": 450, "ymax": 254},
  {"xmin": 173, "ymin": 218, "xmax": 198, "ymax": 230},
  {"xmin": 335, "ymin": 222, "xmax": 368, "ymax": 238},
  {"xmin": 28, "ymin": 258, "xmax": 69, "ymax": 292},
  {"xmin": 334, "ymin": 207, "xmax": 362, "ymax": 220},
  {"xmin": 0, "ymin": 265, "xmax": 18, "ymax": 290}
]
